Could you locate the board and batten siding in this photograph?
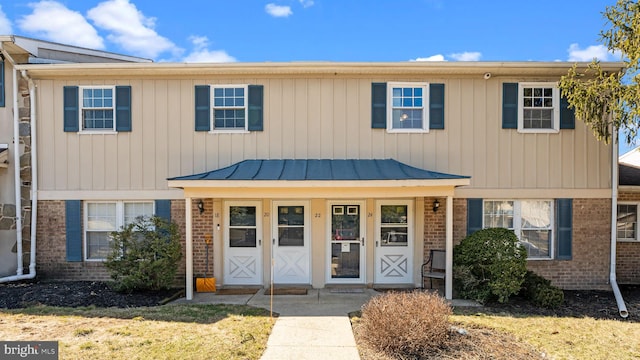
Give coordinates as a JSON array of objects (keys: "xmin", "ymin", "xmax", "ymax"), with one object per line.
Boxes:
[{"xmin": 35, "ymin": 76, "xmax": 611, "ymax": 195}]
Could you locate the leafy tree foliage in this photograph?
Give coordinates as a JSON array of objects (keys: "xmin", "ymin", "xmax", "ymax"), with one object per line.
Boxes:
[{"xmin": 559, "ymin": 0, "xmax": 640, "ymax": 145}]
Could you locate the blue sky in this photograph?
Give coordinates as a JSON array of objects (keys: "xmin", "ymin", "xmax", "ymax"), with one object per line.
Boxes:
[{"xmin": 0, "ymin": 0, "xmax": 633, "ymax": 152}]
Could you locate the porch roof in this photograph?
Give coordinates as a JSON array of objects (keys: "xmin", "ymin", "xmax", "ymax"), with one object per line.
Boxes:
[{"xmin": 169, "ymin": 159, "xmax": 469, "ymax": 182}]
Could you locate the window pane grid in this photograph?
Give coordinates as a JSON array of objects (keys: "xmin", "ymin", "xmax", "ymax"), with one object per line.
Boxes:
[
  {"xmin": 213, "ymin": 86, "xmax": 247, "ymax": 130},
  {"xmin": 522, "ymin": 86, "xmax": 554, "ymax": 129},
  {"xmin": 390, "ymin": 85, "xmax": 425, "ymax": 130},
  {"xmin": 81, "ymin": 88, "xmax": 114, "ymax": 130}
]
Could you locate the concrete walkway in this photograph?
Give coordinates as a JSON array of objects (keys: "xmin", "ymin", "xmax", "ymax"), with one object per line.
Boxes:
[{"xmin": 173, "ymin": 288, "xmax": 480, "ymax": 360}]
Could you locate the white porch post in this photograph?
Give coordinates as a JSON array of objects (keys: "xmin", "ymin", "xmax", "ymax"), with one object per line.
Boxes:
[
  {"xmin": 445, "ymin": 195, "xmax": 453, "ymax": 300},
  {"xmin": 185, "ymin": 197, "xmax": 194, "ymax": 300}
]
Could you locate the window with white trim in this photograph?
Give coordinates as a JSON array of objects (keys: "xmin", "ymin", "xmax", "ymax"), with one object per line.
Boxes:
[
  {"xmin": 387, "ymin": 82, "xmax": 429, "ymax": 132},
  {"xmin": 617, "ymin": 203, "xmax": 638, "ymax": 241},
  {"xmin": 213, "ymin": 85, "xmax": 248, "ymax": 131},
  {"xmin": 483, "ymin": 200, "xmax": 554, "ymax": 259},
  {"xmin": 84, "ymin": 201, "xmax": 154, "ymax": 260},
  {"xmin": 518, "ymin": 82, "xmax": 560, "ymax": 132},
  {"xmin": 81, "ymin": 86, "xmax": 115, "ymax": 131}
]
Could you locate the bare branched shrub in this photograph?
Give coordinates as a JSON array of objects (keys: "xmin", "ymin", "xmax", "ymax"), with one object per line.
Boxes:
[{"xmin": 358, "ymin": 291, "xmax": 452, "ymax": 358}]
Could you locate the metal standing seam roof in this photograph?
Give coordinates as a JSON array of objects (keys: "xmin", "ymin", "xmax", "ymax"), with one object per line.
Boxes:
[{"xmin": 168, "ymin": 159, "xmax": 470, "ymax": 181}]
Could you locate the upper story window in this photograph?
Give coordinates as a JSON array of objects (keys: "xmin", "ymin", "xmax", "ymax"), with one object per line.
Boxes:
[
  {"xmin": 518, "ymin": 82, "xmax": 560, "ymax": 132},
  {"xmin": 213, "ymin": 85, "xmax": 247, "ymax": 131},
  {"xmin": 617, "ymin": 203, "xmax": 638, "ymax": 241},
  {"xmin": 63, "ymin": 85, "xmax": 131, "ymax": 133},
  {"xmin": 483, "ymin": 199, "xmax": 554, "ymax": 259},
  {"xmin": 194, "ymin": 84, "xmax": 264, "ymax": 133},
  {"xmin": 387, "ymin": 82, "xmax": 429, "ymax": 133},
  {"xmin": 81, "ymin": 87, "xmax": 115, "ymax": 131}
]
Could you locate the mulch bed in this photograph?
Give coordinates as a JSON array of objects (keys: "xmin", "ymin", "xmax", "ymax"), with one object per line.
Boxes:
[{"xmin": 0, "ymin": 280, "xmax": 181, "ymax": 309}]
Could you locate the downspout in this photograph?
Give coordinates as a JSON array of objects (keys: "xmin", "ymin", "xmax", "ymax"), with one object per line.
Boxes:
[
  {"xmin": 0, "ymin": 44, "xmax": 37, "ymax": 283},
  {"xmin": 610, "ymin": 129, "xmax": 628, "ymax": 318}
]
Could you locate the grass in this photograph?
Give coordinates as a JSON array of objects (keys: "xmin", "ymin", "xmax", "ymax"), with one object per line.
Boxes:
[
  {"xmin": 451, "ymin": 311, "xmax": 640, "ymax": 360},
  {"xmin": 0, "ymin": 304, "xmax": 274, "ymax": 360}
]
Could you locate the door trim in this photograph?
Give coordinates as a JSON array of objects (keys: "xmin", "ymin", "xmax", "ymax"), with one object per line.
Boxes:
[{"xmin": 326, "ymin": 200, "xmax": 366, "ymax": 284}]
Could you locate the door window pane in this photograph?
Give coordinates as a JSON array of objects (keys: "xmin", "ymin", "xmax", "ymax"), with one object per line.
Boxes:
[
  {"xmin": 277, "ymin": 206, "xmax": 304, "ymax": 246},
  {"xmin": 332, "ymin": 205, "xmax": 360, "ymax": 240},
  {"xmin": 229, "ymin": 228, "xmax": 257, "ymax": 247},
  {"xmin": 331, "ymin": 243, "xmax": 360, "ymax": 278},
  {"xmin": 380, "ymin": 205, "xmax": 408, "ymax": 246}
]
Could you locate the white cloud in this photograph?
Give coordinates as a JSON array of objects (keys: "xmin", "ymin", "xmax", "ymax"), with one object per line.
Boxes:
[
  {"xmin": 17, "ymin": 1, "xmax": 104, "ymax": 49},
  {"xmin": 567, "ymin": 43, "xmax": 613, "ymax": 61},
  {"xmin": 265, "ymin": 3, "xmax": 293, "ymax": 17},
  {"xmin": 182, "ymin": 36, "xmax": 236, "ymax": 63},
  {"xmin": 0, "ymin": 5, "xmax": 13, "ymax": 34},
  {"xmin": 87, "ymin": 0, "xmax": 177, "ymax": 59},
  {"xmin": 299, "ymin": 0, "xmax": 314, "ymax": 8},
  {"xmin": 449, "ymin": 51, "xmax": 482, "ymax": 61},
  {"xmin": 411, "ymin": 54, "xmax": 446, "ymax": 62}
]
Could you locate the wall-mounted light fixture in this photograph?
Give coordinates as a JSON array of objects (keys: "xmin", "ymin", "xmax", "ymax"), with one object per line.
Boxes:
[
  {"xmin": 433, "ymin": 199, "xmax": 440, "ymax": 212},
  {"xmin": 198, "ymin": 199, "xmax": 205, "ymax": 214}
]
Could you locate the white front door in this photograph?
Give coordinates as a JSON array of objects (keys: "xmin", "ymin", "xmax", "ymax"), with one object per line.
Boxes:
[
  {"xmin": 327, "ymin": 201, "xmax": 366, "ymax": 284},
  {"xmin": 271, "ymin": 201, "xmax": 311, "ymax": 284},
  {"xmin": 224, "ymin": 201, "xmax": 262, "ymax": 285},
  {"xmin": 374, "ymin": 200, "xmax": 414, "ymax": 284}
]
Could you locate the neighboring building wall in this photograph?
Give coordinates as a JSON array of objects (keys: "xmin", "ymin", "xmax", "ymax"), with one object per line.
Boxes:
[{"xmin": 617, "ymin": 191, "xmax": 640, "ymax": 284}]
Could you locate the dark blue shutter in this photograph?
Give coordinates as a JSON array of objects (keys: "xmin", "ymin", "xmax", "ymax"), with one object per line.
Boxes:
[
  {"xmin": 467, "ymin": 198, "xmax": 483, "ymax": 236},
  {"xmin": 560, "ymin": 96, "xmax": 575, "ymax": 129},
  {"xmin": 65, "ymin": 200, "xmax": 82, "ymax": 262},
  {"xmin": 429, "ymin": 83, "xmax": 445, "ymax": 129},
  {"xmin": 556, "ymin": 199, "xmax": 573, "ymax": 260},
  {"xmin": 371, "ymin": 82, "xmax": 387, "ymax": 129},
  {"xmin": 155, "ymin": 200, "xmax": 171, "ymax": 223},
  {"xmin": 63, "ymin": 86, "xmax": 79, "ymax": 132},
  {"xmin": 0, "ymin": 61, "xmax": 4, "ymax": 107},
  {"xmin": 248, "ymin": 85, "xmax": 264, "ymax": 131},
  {"xmin": 195, "ymin": 85, "xmax": 210, "ymax": 131},
  {"xmin": 502, "ymin": 83, "xmax": 518, "ymax": 129},
  {"xmin": 115, "ymin": 86, "xmax": 132, "ymax": 132}
]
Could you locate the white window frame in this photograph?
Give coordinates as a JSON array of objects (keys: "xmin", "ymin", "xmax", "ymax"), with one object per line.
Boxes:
[
  {"xmin": 79, "ymin": 86, "xmax": 117, "ymax": 134},
  {"xmin": 483, "ymin": 199, "xmax": 555, "ymax": 260},
  {"xmin": 211, "ymin": 84, "xmax": 249, "ymax": 134},
  {"xmin": 386, "ymin": 82, "xmax": 429, "ymax": 133},
  {"xmin": 517, "ymin": 82, "xmax": 560, "ymax": 134},
  {"xmin": 617, "ymin": 202, "xmax": 639, "ymax": 242},
  {"xmin": 84, "ymin": 200, "xmax": 154, "ymax": 261}
]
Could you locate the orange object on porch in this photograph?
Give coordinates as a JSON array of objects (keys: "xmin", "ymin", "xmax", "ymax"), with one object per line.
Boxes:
[{"xmin": 196, "ymin": 277, "xmax": 216, "ymax": 292}]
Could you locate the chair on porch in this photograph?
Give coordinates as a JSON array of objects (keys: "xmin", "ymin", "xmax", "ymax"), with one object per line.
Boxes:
[{"xmin": 421, "ymin": 249, "xmax": 446, "ymax": 289}]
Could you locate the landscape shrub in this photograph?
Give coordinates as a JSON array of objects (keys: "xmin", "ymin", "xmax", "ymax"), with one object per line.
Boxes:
[
  {"xmin": 520, "ymin": 271, "xmax": 565, "ymax": 308},
  {"xmin": 453, "ymin": 228, "xmax": 528, "ymax": 303},
  {"xmin": 358, "ymin": 291, "xmax": 452, "ymax": 358},
  {"xmin": 105, "ymin": 216, "xmax": 182, "ymax": 292}
]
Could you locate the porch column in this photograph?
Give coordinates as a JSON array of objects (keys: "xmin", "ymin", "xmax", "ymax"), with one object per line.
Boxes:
[
  {"xmin": 185, "ymin": 197, "xmax": 194, "ymax": 300},
  {"xmin": 445, "ymin": 195, "xmax": 453, "ymax": 299}
]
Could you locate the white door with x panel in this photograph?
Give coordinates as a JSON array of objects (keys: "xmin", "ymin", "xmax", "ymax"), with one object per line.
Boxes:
[
  {"xmin": 271, "ymin": 201, "xmax": 310, "ymax": 284},
  {"xmin": 223, "ymin": 201, "xmax": 262, "ymax": 285},
  {"xmin": 374, "ymin": 200, "xmax": 414, "ymax": 284}
]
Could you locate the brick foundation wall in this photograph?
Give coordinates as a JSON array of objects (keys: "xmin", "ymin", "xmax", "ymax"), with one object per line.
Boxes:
[
  {"xmin": 617, "ymin": 191, "xmax": 640, "ymax": 284},
  {"xmin": 447, "ymin": 198, "xmax": 611, "ymax": 290}
]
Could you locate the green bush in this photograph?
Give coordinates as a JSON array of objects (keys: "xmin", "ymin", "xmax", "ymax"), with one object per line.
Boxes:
[
  {"xmin": 105, "ymin": 216, "xmax": 182, "ymax": 292},
  {"xmin": 521, "ymin": 271, "xmax": 564, "ymax": 308},
  {"xmin": 453, "ymin": 228, "xmax": 527, "ymax": 303},
  {"xmin": 358, "ymin": 291, "xmax": 452, "ymax": 358}
]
